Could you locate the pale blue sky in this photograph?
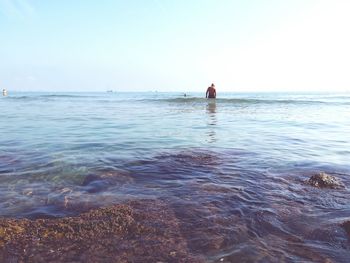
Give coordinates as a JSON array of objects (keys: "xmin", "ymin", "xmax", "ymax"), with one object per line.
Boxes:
[{"xmin": 1, "ymin": 0, "xmax": 349, "ymax": 92}]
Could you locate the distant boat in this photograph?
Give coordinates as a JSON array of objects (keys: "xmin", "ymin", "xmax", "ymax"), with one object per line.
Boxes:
[
  {"xmin": 2, "ymin": 89, "xmax": 7, "ymax": 96},
  {"xmin": 106, "ymin": 90, "xmax": 113, "ymax": 93}
]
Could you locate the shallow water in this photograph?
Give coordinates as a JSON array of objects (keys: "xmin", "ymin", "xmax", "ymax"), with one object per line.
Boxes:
[{"xmin": 1, "ymin": 92, "xmax": 350, "ymax": 261}]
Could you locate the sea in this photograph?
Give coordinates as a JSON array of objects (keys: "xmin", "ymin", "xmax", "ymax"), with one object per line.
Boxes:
[{"xmin": 1, "ymin": 91, "xmax": 350, "ymax": 262}]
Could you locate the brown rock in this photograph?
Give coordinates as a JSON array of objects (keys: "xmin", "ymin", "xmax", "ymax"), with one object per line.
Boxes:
[
  {"xmin": 0, "ymin": 200, "xmax": 202, "ymax": 263},
  {"xmin": 307, "ymin": 172, "xmax": 345, "ymax": 189}
]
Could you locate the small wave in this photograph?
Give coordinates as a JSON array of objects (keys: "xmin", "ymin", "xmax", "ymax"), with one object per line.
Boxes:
[
  {"xmin": 2, "ymin": 94, "xmax": 96, "ymax": 101},
  {"xmin": 151, "ymin": 97, "xmax": 329, "ymax": 105},
  {"xmin": 3, "ymin": 96, "xmax": 31, "ymax": 100},
  {"xmin": 39, "ymin": 94, "xmax": 94, "ymax": 98}
]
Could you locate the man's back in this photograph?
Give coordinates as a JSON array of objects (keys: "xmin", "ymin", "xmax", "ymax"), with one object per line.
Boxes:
[{"xmin": 206, "ymin": 86, "xmax": 216, "ymax": 98}]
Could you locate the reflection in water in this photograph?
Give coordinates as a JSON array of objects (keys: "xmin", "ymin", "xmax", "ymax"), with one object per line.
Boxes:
[{"xmin": 206, "ymin": 100, "xmax": 217, "ymax": 143}]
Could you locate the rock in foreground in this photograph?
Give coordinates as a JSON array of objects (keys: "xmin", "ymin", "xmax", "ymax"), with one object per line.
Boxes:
[
  {"xmin": 0, "ymin": 200, "xmax": 201, "ymax": 263},
  {"xmin": 307, "ymin": 172, "xmax": 345, "ymax": 189}
]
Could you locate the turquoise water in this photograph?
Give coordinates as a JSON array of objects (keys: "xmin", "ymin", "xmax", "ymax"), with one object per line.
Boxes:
[{"xmin": 1, "ymin": 92, "xmax": 350, "ymax": 261}]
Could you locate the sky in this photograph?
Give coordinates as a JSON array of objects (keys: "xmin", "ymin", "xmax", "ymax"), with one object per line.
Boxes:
[{"xmin": 0, "ymin": 0, "xmax": 350, "ymax": 92}]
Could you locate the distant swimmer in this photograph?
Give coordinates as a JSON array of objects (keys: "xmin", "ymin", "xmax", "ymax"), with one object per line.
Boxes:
[
  {"xmin": 2, "ymin": 89, "xmax": 7, "ymax": 96},
  {"xmin": 206, "ymin": 83, "xmax": 216, "ymax": 99}
]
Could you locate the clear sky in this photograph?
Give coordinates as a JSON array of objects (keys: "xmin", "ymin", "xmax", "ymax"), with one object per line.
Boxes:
[{"xmin": 1, "ymin": 0, "xmax": 349, "ymax": 92}]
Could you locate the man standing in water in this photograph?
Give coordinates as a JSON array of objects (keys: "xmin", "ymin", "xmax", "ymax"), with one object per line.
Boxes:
[{"xmin": 206, "ymin": 83, "xmax": 216, "ymax": 98}]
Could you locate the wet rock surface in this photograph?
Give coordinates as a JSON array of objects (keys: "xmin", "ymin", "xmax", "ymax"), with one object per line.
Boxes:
[
  {"xmin": 1, "ymin": 150, "xmax": 350, "ymax": 262},
  {"xmin": 307, "ymin": 172, "xmax": 345, "ymax": 189},
  {"xmin": 0, "ymin": 200, "xmax": 201, "ymax": 263}
]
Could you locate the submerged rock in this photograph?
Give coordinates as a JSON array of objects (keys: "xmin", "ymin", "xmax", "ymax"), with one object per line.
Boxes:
[
  {"xmin": 307, "ymin": 172, "xmax": 345, "ymax": 189},
  {"xmin": 342, "ymin": 221, "xmax": 350, "ymax": 237},
  {"xmin": 0, "ymin": 200, "xmax": 201, "ymax": 263},
  {"xmin": 82, "ymin": 170, "xmax": 133, "ymax": 193}
]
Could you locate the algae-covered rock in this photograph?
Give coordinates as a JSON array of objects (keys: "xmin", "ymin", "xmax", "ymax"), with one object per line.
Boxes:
[
  {"xmin": 307, "ymin": 172, "xmax": 345, "ymax": 189},
  {"xmin": 0, "ymin": 200, "xmax": 201, "ymax": 263}
]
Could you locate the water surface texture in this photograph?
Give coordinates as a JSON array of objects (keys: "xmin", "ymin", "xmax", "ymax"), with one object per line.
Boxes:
[{"xmin": 1, "ymin": 92, "xmax": 350, "ymax": 262}]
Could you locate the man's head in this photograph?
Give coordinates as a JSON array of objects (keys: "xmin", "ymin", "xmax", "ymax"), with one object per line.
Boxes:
[{"xmin": 211, "ymin": 83, "xmax": 215, "ymax": 88}]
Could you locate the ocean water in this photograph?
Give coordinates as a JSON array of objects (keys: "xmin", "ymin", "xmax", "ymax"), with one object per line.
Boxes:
[{"xmin": 1, "ymin": 92, "xmax": 350, "ymax": 261}]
